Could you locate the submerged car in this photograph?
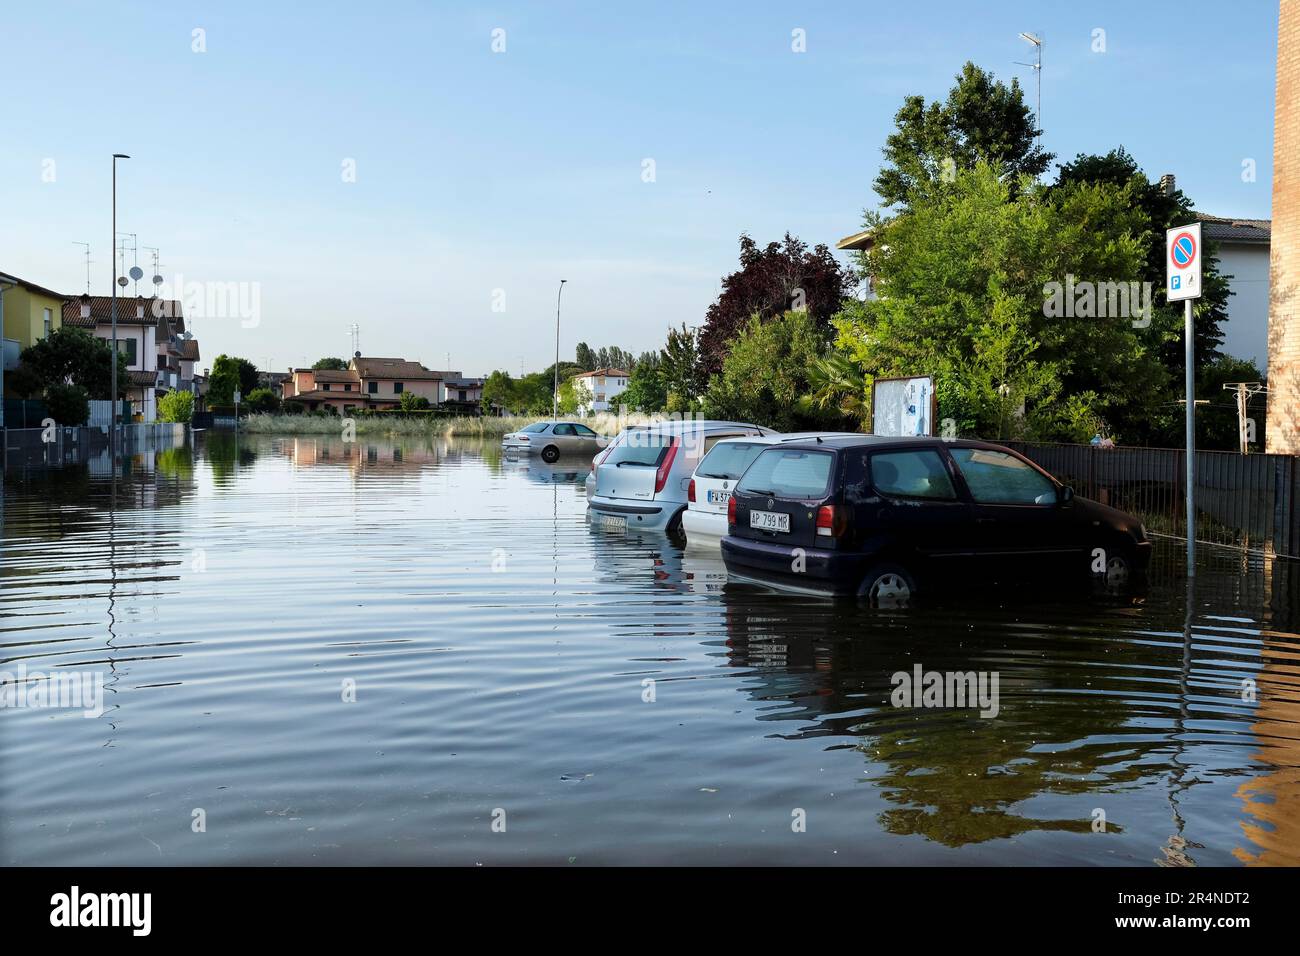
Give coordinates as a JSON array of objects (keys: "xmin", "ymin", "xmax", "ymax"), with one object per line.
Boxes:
[
  {"xmin": 587, "ymin": 420, "xmax": 772, "ymax": 532},
  {"xmin": 502, "ymin": 420, "xmax": 609, "ymax": 462},
  {"xmin": 682, "ymin": 432, "xmax": 860, "ymax": 547},
  {"xmin": 720, "ymin": 436, "xmax": 1151, "ymax": 605}
]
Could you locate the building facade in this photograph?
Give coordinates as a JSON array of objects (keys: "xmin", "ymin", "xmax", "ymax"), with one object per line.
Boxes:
[
  {"xmin": 1268, "ymin": 0, "xmax": 1300, "ymax": 454},
  {"xmin": 282, "ymin": 355, "xmax": 451, "ymax": 413},
  {"xmin": 570, "ymin": 367, "xmax": 629, "ymax": 415}
]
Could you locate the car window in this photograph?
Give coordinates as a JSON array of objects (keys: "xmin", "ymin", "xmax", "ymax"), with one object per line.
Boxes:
[
  {"xmin": 738, "ymin": 448, "xmax": 834, "ymax": 499},
  {"xmin": 696, "ymin": 442, "xmax": 767, "ymax": 480},
  {"xmin": 869, "ymin": 449, "xmax": 956, "ymax": 500},
  {"xmin": 604, "ymin": 433, "xmax": 674, "ymax": 468},
  {"xmin": 951, "ymin": 448, "xmax": 1056, "ymax": 504},
  {"xmin": 553, "ymin": 423, "xmax": 575, "ymax": 436},
  {"xmin": 703, "ymin": 433, "xmax": 743, "ymax": 451},
  {"xmin": 522, "ymin": 422, "xmax": 550, "ymax": 433},
  {"xmin": 573, "ymin": 424, "xmax": 598, "ymax": 437}
]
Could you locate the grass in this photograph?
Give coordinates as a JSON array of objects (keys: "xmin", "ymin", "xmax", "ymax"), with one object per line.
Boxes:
[{"xmin": 240, "ymin": 411, "xmax": 654, "ymax": 438}]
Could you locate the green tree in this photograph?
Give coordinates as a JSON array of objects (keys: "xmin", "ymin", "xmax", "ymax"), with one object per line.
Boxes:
[
  {"xmin": 874, "ymin": 61, "xmax": 1052, "ymax": 209},
  {"xmin": 19, "ymin": 326, "xmax": 128, "ymax": 399},
  {"xmin": 245, "ymin": 387, "xmax": 281, "ymax": 414},
  {"xmin": 208, "ymin": 355, "xmax": 259, "ymax": 406},
  {"xmin": 481, "ymin": 370, "xmax": 516, "ymax": 413},
  {"xmin": 312, "ymin": 357, "xmax": 348, "ymax": 371},
  {"xmin": 557, "ymin": 377, "xmax": 581, "ymax": 414},
  {"xmin": 661, "ymin": 323, "xmax": 705, "ymax": 404},
  {"xmin": 621, "ymin": 360, "xmax": 667, "ymax": 412},
  {"xmin": 575, "ymin": 343, "xmax": 596, "ymax": 371},
  {"xmin": 833, "ymin": 162, "xmax": 1160, "ymax": 441},
  {"xmin": 703, "ymin": 311, "xmax": 840, "ymax": 431},
  {"xmin": 44, "ymin": 383, "xmax": 90, "ymax": 426},
  {"xmin": 158, "ymin": 389, "xmax": 196, "ymax": 423}
]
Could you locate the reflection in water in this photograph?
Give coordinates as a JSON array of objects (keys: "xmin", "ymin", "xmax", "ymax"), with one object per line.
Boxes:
[{"xmin": 2, "ymin": 433, "xmax": 1298, "ymax": 865}]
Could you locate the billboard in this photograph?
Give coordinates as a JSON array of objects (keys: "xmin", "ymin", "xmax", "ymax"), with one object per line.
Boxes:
[{"xmin": 871, "ymin": 375, "xmax": 935, "ymax": 437}]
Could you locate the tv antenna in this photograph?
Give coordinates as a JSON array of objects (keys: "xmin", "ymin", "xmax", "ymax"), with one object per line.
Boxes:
[
  {"xmin": 72, "ymin": 241, "xmax": 92, "ymax": 293},
  {"xmin": 115, "ymin": 232, "xmax": 139, "ymax": 293},
  {"xmin": 1016, "ymin": 32, "xmax": 1043, "ymax": 145},
  {"xmin": 144, "ymin": 246, "xmax": 164, "ymax": 295},
  {"xmin": 347, "ymin": 323, "xmax": 360, "ymax": 355}
]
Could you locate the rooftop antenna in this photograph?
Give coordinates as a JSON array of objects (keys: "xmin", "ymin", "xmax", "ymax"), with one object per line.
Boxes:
[
  {"xmin": 347, "ymin": 322, "xmax": 360, "ymax": 355},
  {"xmin": 72, "ymin": 241, "xmax": 92, "ymax": 293},
  {"xmin": 144, "ymin": 246, "xmax": 164, "ymax": 296},
  {"xmin": 1016, "ymin": 32, "xmax": 1043, "ymax": 147},
  {"xmin": 115, "ymin": 232, "xmax": 138, "ymax": 293}
]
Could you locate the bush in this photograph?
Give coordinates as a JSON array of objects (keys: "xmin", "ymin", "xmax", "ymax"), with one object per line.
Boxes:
[
  {"xmin": 45, "ymin": 383, "xmax": 90, "ymax": 426},
  {"xmin": 246, "ymin": 387, "xmax": 281, "ymax": 414},
  {"xmin": 158, "ymin": 389, "xmax": 195, "ymax": 423}
]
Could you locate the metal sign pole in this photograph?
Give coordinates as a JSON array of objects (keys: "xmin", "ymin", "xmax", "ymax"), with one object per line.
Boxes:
[{"xmin": 1184, "ymin": 297, "xmax": 1195, "ymax": 578}]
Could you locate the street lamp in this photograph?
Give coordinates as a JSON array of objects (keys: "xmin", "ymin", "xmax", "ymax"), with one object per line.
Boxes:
[
  {"xmin": 111, "ymin": 153, "xmax": 130, "ymax": 437},
  {"xmin": 553, "ymin": 279, "xmax": 567, "ymax": 418}
]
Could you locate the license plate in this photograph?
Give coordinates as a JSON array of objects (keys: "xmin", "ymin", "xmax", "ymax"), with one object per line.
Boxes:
[
  {"xmin": 599, "ymin": 514, "xmax": 627, "ymax": 530},
  {"xmin": 707, "ymin": 489, "xmax": 730, "ymax": 504},
  {"xmin": 749, "ymin": 510, "xmax": 789, "ymax": 533}
]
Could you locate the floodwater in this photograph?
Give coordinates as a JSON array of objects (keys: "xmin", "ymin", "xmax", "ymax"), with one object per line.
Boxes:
[{"xmin": 2, "ymin": 432, "xmax": 1299, "ymax": 866}]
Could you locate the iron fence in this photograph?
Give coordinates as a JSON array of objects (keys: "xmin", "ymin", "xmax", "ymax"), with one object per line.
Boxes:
[{"xmin": 1004, "ymin": 441, "xmax": 1300, "ymax": 558}]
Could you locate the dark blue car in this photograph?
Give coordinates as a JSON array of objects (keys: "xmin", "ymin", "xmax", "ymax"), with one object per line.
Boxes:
[{"xmin": 720, "ymin": 436, "xmax": 1151, "ymax": 605}]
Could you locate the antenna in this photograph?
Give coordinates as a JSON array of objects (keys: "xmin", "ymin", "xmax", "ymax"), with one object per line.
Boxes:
[
  {"xmin": 347, "ymin": 323, "xmax": 360, "ymax": 355},
  {"xmin": 1016, "ymin": 32, "xmax": 1043, "ymax": 146},
  {"xmin": 115, "ymin": 232, "xmax": 138, "ymax": 293},
  {"xmin": 144, "ymin": 246, "xmax": 164, "ymax": 295},
  {"xmin": 72, "ymin": 241, "xmax": 92, "ymax": 293}
]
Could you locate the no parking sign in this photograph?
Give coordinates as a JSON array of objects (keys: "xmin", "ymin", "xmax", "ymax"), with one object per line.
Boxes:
[{"xmin": 1166, "ymin": 221, "xmax": 1202, "ymax": 301}]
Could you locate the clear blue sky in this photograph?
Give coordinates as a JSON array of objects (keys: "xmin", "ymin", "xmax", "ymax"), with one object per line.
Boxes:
[{"xmin": 0, "ymin": 0, "xmax": 1278, "ymax": 376}]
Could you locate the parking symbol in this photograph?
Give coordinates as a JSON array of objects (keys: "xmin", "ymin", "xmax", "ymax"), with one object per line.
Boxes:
[{"xmin": 1172, "ymin": 275, "xmax": 1181, "ymax": 289}]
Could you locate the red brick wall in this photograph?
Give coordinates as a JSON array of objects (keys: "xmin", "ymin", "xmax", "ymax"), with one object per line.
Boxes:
[{"xmin": 1268, "ymin": 0, "xmax": 1300, "ymax": 452}]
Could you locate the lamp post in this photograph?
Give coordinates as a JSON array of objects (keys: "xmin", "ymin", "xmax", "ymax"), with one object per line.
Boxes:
[
  {"xmin": 111, "ymin": 154, "xmax": 130, "ymax": 439},
  {"xmin": 553, "ymin": 279, "xmax": 567, "ymax": 418}
]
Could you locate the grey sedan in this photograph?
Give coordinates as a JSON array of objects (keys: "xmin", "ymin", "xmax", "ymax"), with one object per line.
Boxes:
[{"xmin": 501, "ymin": 421, "xmax": 609, "ymax": 462}]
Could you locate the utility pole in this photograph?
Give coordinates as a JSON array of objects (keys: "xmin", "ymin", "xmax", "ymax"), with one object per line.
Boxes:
[
  {"xmin": 553, "ymin": 279, "xmax": 567, "ymax": 418},
  {"xmin": 1017, "ymin": 32, "xmax": 1043, "ymax": 143},
  {"xmin": 111, "ymin": 154, "xmax": 130, "ymax": 442},
  {"xmin": 1223, "ymin": 382, "xmax": 1268, "ymax": 454}
]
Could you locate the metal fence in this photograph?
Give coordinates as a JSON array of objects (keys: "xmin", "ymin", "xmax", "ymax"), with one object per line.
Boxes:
[{"xmin": 1005, "ymin": 441, "xmax": 1300, "ymax": 558}]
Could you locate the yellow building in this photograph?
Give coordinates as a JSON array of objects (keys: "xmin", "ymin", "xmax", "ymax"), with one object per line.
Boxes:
[{"xmin": 0, "ymin": 271, "xmax": 65, "ymax": 350}]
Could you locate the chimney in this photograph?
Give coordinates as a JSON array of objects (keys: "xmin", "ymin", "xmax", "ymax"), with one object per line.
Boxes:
[{"xmin": 1159, "ymin": 173, "xmax": 1176, "ymax": 197}]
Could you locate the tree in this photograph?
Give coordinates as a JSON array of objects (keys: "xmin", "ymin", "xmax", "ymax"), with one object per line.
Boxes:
[
  {"xmin": 19, "ymin": 326, "xmax": 128, "ymax": 399},
  {"xmin": 557, "ymin": 377, "xmax": 581, "ymax": 414},
  {"xmin": 246, "ymin": 387, "xmax": 281, "ymax": 414},
  {"xmin": 158, "ymin": 389, "xmax": 195, "ymax": 423},
  {"xmin": 874, "ymin": 61, "xmax": 1052, "ymax": 209},
  {"xmin": 621, "ymin": 360, "xmax": 667, "ymax": 412},
  {"xmin": 481, "ymin": 370, "xmax": 515, "ymax": 413},
  {"xmin": 574, "ymin": 343, "xmax": 596, "ymax": 371},
  {"xmin": 1054, "ymin": 148, "xmax": 1227, "ymax": 385},
  {"xmin": 312, "ymin": 357, "xmax": 348, "ymax": 371},
  {"xmin": 697, "ymin": 234, "xmax": 851, "ymax": 375},
  {"xmin": 398, "ymin": 390, "xmax": 430, "ymax": 412},
  {"xmin": 702, "ymin": 311, "xmax": 840, "ymax": 431},
  {"xmin": 660, "ymin": 323, "xmax": 705, "ymax": 404},
  {"xmin": 208, "ymin": 355, "xmax": 259, "ymax": 406},
  {"xmin": 44, "ymin": 383, "xmax": 90, "ymax": 426},
  {"xmin": 832, "ymin": 162, "xmax": 1161, "ymax": 441}
]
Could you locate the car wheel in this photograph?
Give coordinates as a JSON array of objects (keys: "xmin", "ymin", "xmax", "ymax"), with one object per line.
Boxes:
[
  {"xmin": 665, "ymin": 507, "xmax": 685, "ymax": 534},
  {"xmin": 1091, "ymin": 544, "xmax": 1134, "ymax": 593},
  {"xmin": 541, "ymin": 444, "xmax": 560, "ymax": 463},
  {"xmin": 857, "ymin": 563, "xmax": 916, "ymax": 608}
]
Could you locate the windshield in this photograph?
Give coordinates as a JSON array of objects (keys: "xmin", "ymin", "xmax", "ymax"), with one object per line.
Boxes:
[
  {"xmin": 737, "ymin": 448, "xmax": 835, "ymax": 498},
  {"xmin": 603, "ymin": 432, "xmax": 675, "ymax": 468},
  {"xmin": 696, "ymin": 442, "xmax": 767, "ymax": 480}
]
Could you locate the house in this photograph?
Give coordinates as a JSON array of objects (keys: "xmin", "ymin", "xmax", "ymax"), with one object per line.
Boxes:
[
  {"xmin": 257, "ymin": 370, "xmax": 289, "ymax": 396},
  {"xmin": 1, "ymin": 272, "xmax": 66, "ymax": 423},
  {"xmin": 281, "ymin": 354, "xmax": 448, "ymax": 413},
  {"xmin": 442, "ymin": 376, "xmax": 484, "ymax": 403},
  {"xmin": 1195, "ymin": 213, "xmax": 1270, "ymax": 370},
  {"xmin": 62, "ymin": 295, "xmax": 192, "ymax": 422},
  {"xmin": 570, "ymin": 367, "xmax": 628, "ymax": 415}
]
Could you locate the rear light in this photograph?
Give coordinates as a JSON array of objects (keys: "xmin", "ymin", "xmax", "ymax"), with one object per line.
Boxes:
[
  {"xmin": 727, "ymin": 494, "xmax": 737, "ymax": 527},
  {"xmin": 654, "ymin": 438, "xmax": 679, "ymax": 494},
  {"xmin": 816, "ymin": 505, "xmax": 848, "ymax": 538},
  {"xmin": 688, "ymin": 478, "xmax": 696, "ymax": 502}
]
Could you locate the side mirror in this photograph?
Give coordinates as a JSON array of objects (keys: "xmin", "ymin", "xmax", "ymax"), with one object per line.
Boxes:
[{"xmin": 1059, "ymin": 485, "xmax": 1074, "ymax": 504}]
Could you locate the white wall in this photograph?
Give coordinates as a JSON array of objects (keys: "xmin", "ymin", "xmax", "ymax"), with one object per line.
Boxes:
[{"xmin": 1216, "ymin": 243, "xmax": 1270, "ymax": 370}]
